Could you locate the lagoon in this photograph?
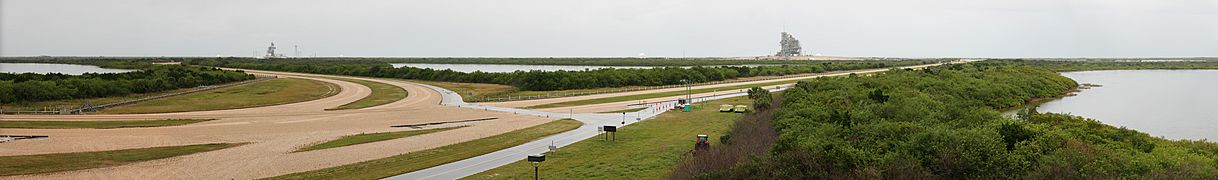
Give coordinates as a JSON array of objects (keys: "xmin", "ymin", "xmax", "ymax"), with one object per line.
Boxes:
[
  {"xmin": 1033, "ymin": 70, "xmax": 1218, "ymax": 141},
  {"xmin": 0, "ymin": 63, "xmax": 133, "ymax": 75}
]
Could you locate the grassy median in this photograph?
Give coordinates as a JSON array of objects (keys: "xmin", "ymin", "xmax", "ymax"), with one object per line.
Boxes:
[
  {"xmin": 326, "ymin": 78, "xmax": 408, "ymax": 110},
  {"xmin": 524, "ymin": 79, "xmax": 796, "ymax": 109},
  {"xmin": 265, "ymin": 119, "xmax": 582, "ymax": 180},
  {"xmin": 0, "ymin": 143, "xmax": 241, "ymax": 176},
  {"xmin": 295, "ymin": 126, "xmax": 464, "ymax": 152},
  {"xmin": 0, "ymin": 119, "xmax": 213, "ymax": 129},
  {"xmin": 101, "ymin": 78, "xmax": 338, "ymax": 114},
  {"xmin": 465, "ymin": 97, "xmax": 750, "ymax": 179}
]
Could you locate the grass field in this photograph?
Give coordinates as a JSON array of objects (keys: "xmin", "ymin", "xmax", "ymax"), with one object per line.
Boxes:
[
  {"xmin": 403, "ymin": 80, "xmax": 634, "ymax": 102},
  {"xmin": 326, "ymin": 78, "xmax": 408, "ymax": 110},
  {"xmin": 0, "ymin": 87, "xmax": 199, "ymax": 111},
  {"xmin": 0, "ymin": 119, "xmax": 213, "ymax": 129},
  {"xmin": 406, "ymin": 80, "xmax": 517, "ymax": 100},
  {"xmin": 465, "ymin": 97, "xmax": 750, "ymax": 179},
  {"xmin": 264, "ymin": 119, "xmax": 583, "ymax": 180},
  {"xmin": 0, "ymin": 143, "xmax": 240, "ymax": 176},
  {"xmin": 417, "ymin": 73, "xmax": 833, "ymax": 103},
  {"xmin": 295, "ymin": 126, "xmax": 464, "ymax": 152},
  {"xmin": 100, "ymin": 78, "xmax": 338, "ymax": 114},
  {"xmin": 524, "ymin": 78, "xmax": 798, "ymax": 109}
]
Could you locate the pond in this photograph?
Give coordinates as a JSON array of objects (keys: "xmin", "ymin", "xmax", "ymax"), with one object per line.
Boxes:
[
  {"xmin": 0, "ymin": 63, "xmax": 133, "ymax": 75},
  {"xmin": 1026, "ymin": 70, "xmax": 1218, "ymax": 141}
]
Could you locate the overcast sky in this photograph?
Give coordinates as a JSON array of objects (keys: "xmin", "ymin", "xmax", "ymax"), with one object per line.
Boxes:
[{"xmin": 2, "ymin": 0, "xmax": 1216, "ymax": 58}]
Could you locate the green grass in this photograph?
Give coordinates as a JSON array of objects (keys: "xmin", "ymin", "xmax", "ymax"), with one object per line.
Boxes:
[
  {"xmin": 520, "ymin": 63, "xmax": 948, "ymax": 109},
  {"xmin": 101, "ymin": 78, "xmax": 338, "ymax": 114},
  {"xmin": 411, "ymin": 75, "xmax": 805, "ymax": 102},
  {"xmin": 597, "ymin": 107, "xmax": 647, "ymax": 114},
  {"xmin": 326, "ymin": 78, "xmax": 409, "ymax": 110},
  {"xmin": 0, "ymin": 87, "xmax": 199, "ymax": 111},
  {"xmin": 0, "ymin": 143, "xmax": 241, "ymax": 176},
  {"xmin": 264, "ymin": 119, "xmax": 583, "ymax": 180},
  {"xmin": 406, "ymin": 80, "xmax": 518, "ymax": 101},
  {"xmin": 295, "ymin": 126, "xmax": 464, "ymax": 152},
  {"xmin": 0, "ymin": 119, "xmax": 213, "ymax": 129},
  {"xmin": 465, "ymin": 97, "xmax": 751, "ymax": 179},
  {"xmin": 401, "ymin": 80, "xmax": 629, "ymax": 101}
]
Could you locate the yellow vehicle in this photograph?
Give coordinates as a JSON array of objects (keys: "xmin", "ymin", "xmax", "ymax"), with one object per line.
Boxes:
[
  {"xmin": 733, "ymin": 105, "xmax": 748, "ymax": 113},
  {"xmin": 719, "ymin": 104, "xmax": 734, "ymax": 112}
]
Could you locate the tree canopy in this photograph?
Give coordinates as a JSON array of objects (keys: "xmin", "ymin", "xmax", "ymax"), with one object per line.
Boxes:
[
  {"xmin": 711, "ymin": 62, "xmax": 1218, "ymax": 179},
  {"xmin": 0, "ymin": 65, "xmax": 253, "ymax": 103},
  {"xmin": 186, "ymin": 58, "xmax": 939, "ymax": 91}
]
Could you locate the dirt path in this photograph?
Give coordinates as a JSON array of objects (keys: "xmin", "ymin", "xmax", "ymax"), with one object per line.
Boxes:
[
  {"xmin": 0, "ymin": 71, "xmax": 555, "ymax": 180},
  {"xmin": 0, "ymin": 61, "xmax": 963, "ymax": 179}
]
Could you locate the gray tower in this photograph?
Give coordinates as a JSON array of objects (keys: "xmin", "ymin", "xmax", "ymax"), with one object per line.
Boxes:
[
  {"xmin": 266, "ymin": 42, "xmax": 278, "ymax": 58},
  {"xmin": 775, "ymin": 32, "xmax": 802, "ymax": 57}
]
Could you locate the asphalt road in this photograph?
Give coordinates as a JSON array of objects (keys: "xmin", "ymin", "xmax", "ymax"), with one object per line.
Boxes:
[
  {"xmin": 386, "ymin": 60, "xmax": 973, "ymax": 179},
  {"xmin": 386, "ymin": 83, "xmax": 790, "ymax": 180}
]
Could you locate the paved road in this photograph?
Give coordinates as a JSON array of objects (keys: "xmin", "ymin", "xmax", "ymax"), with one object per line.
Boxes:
[
  {"xmin": 387, "ymin": 83, "xmax": 785, "ymax": 180},
  {"xmin": 387, "ymin": 60, "xmax": 974, "ymax": 179},
  {"xmin": 0, "ymin": 71, "xmax": 557, "ymax": 180},
  {"xmin": 0, "ymin": 60, "xmax": 969, "ymax": 179}
]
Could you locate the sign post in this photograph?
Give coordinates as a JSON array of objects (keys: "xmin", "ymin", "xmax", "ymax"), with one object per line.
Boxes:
[{"xmin": 528, "ymin": 154, "xmax": 546, "ymax": 180}]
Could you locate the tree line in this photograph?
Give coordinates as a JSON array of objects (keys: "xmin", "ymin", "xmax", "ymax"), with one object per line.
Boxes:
[
  {"xmin": 693, "ymin": 62, "xmax": 1218, "ymax": 178},
  {"xmin": 186, "ymin": 58, "xmax": 939, "ymax": 91},
  {"xmin": 0, "ymin": 65, "xmax": 253, "ymax": 103},
  {"xmin": 375, "ymin": 57, "xmax": 954, "ymax": 66},
  {"xmin": 985, "ymin": 59, "xmax": 1218, "ymax": 72}
]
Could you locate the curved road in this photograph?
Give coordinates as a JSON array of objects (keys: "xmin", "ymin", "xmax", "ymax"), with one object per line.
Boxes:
[
  {"xmin": 385, "ymin": 60, "xmax": 968, "ymax": 179},
  {"xmin": 0, "ymin": 71, "xmax": 557, "ymax": 179},
  {"xmin": 0, "ymin": 60, "xmax": 966, "ymax": 179}
]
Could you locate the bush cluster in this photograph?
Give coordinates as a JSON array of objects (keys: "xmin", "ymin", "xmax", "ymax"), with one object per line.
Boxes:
[
  {"xmin": 0, "ymin": 65, "xmax": 253, "ymax": 103},
  {"xmin": 710, "ymin": 63, "xmax": 1218, "ymax": 178}
]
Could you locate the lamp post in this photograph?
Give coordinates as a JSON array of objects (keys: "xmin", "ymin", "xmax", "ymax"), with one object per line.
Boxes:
[
  {"xmin": 528, "ymin": 154, "xmax": 546, "ymax": 180},
  {"xmin": 681, "ymin": 79, "xmax": 691, "ymax": 104}
]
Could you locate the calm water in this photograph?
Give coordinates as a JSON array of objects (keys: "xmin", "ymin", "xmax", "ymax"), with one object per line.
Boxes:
[
  {"xmin": 1034, "ymin": 70, "xmax": 1218, "ymax": 141},
  {"xmin": 0, "ymin": 63, "xmax": 133, "ymax": 75}
]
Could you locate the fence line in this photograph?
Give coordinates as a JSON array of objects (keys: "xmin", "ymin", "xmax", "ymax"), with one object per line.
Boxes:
[{"xmin": 1, "ymin": 75, "xmax": 277, "ymax": 115}]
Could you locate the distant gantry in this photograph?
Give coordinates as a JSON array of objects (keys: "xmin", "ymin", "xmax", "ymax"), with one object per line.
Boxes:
[
  {"xmin": 775, "ymin": 32, "xmax": 802, "ymax": 57},
  {"xmin": 265, "ymin": 42, "xmax": 285, "ymax": 58}
]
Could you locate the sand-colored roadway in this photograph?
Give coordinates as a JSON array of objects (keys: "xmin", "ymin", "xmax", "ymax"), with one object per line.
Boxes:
[
  {"xmin": 0, "ymin": 60, "xmax": 963, "ymax": 179},
  {"xmin": 0, "ymin": 71, "xmax": 555, "ymax": 179}
]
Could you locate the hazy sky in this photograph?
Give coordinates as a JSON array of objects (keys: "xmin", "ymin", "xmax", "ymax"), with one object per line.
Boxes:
[{"xmin": 2, "ymin": 0, "xmax": 1216, "ymax": 58}]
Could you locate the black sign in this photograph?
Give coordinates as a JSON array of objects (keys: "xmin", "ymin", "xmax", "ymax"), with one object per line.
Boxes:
[
  {"xmin": 602, "ymin": 125, "xmax": 617, "ymax": 132},
  {"xmin": 528, "ymin": 154, "xmax": 546, "ymax": 162}
]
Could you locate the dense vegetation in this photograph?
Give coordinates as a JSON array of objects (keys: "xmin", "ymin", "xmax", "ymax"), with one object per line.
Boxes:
[
  {"xmin": 0, "ymin": 57, "xmax": 182, "ymax": 69},
  {"xmin": 699, "ymin": 63, "xmax": 1218, "ymax": 178},
  {"xmin": 989, "ymin": 59, "xmax": 1218, "ymax": 71},
  {"xmin": 186, "ymin": 58, "xmax": 939, "ymax": 91},
  {"xmin": 377, "ymin": 57, "xmax": 947, "ymax": 66},
  {"xmin": 0, "ymin": 65, "xmax": 253, "ymax": 103}
]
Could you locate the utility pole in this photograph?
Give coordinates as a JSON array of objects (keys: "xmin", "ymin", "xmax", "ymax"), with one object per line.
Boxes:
[{"xmin": 686, "ymin": 80, "xmax": 692, "ymax": 106}]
